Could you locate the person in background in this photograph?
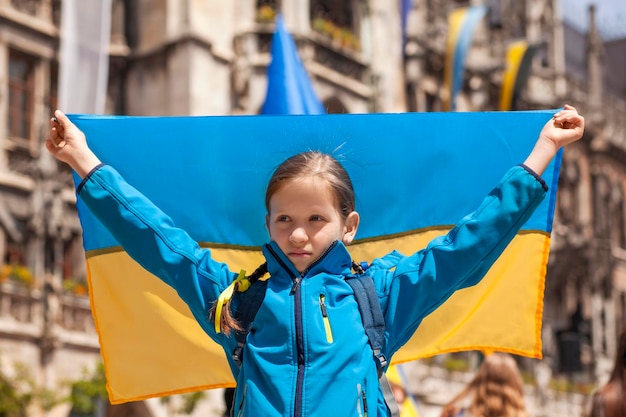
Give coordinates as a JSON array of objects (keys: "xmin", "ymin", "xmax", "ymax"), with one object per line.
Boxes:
[
  {"xmin": 439, "ymin": 353, "xmax": 530, "ymax": 417},
  {"xmin": 387, "ymin": 364, "xmax": 421, "ymax": 417},
  {"xmin": 588, "ymin": 327, "xmax": 626, "ymax": 417}
]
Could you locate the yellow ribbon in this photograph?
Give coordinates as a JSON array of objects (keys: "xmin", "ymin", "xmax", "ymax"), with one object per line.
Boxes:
[{"xmin": 214, "ymin": 269, "xmax": 248, "ymax": 333}]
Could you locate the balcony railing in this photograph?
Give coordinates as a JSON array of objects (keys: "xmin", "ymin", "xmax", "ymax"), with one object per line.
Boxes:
[
  {"xmin": 254, "ymin": 25, "xmax": 369, "ymax": 84},
  {"xmin": 0, "ymin": 281, "xmax": 95, "ymax": 336}
]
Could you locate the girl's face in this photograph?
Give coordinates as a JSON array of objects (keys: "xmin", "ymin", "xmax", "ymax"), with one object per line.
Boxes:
[{"xmin": 266, "ymin": 176, "xmax": 359, "ymax": 273}]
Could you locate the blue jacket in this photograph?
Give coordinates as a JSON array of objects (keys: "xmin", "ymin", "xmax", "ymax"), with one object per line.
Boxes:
[{"xmin": 77, "ymin": 163, "xmax": 547, "ymax": 417}]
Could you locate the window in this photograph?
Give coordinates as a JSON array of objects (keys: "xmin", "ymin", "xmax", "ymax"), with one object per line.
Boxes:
[
  {"xmin": 425, "ymin": 92, "xmax": 440, "ymax": 112},
  {"xmin": 310, "ymin": 0, "xmax": 360, "ymax": 50},
  {"xmin": 610, "ymin": 186, "xmax": 626, "ymax": 249},
  {"xmin": 311, "ymin": 0, "xmax": 354, "ymax": 29},
  {"xmin": 324, "ymin": 97, "xmax": 348, "ymax": 114},
  {"xmin": 405, "ymin": 83, "xmax": 417, "ymax": 112},
  {"xmin": 593, "ymin": 175, "xmax": 611, "ymax": 239},
  {"xmin": 63, "ymin": 236, "xmax": 86, "ymax": 281},
  {"xmin": 557, "ymin": 158, "xmax": 580, "ymax": 225},
  {"xmin": 8, "ymin": 50, "xmax": 36, "ymax": 140},
  {"xmin": 1, "ymin": 243, "xmax": 33, "ymax": 288}
]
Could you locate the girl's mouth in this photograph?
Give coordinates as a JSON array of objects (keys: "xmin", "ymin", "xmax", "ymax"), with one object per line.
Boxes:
[{"xmin": 289, "ymin": 251, "xmax": 311, "ymax": 258}]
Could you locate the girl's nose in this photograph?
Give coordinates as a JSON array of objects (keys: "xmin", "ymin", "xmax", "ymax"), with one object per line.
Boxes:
[{"xmin": 289, "ymin": 227, "xmax": 308, "ymax": 244}]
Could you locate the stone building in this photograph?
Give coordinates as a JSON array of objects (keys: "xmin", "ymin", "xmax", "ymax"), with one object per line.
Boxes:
[{"xmin": 0, "ymin": 0, "xmax": 624, "ymax": 416}]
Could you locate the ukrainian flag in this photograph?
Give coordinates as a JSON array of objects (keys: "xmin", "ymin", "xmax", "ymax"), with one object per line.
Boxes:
[
  {"xmin": 72, "ymin": 110, "xmax": 560, "ymax": 403},
  {"xmin": 443, "ymin": 5, "xmax": 488, "ymax": 111},
  {"xmin": 499, "ymin": 41, "xmax": 545, "ymax": 110}
]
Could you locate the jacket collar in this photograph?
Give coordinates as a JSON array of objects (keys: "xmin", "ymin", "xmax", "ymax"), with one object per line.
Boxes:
[{"xmin": 262, "ymin": 240, "xmax": 353, "ymax": 280}]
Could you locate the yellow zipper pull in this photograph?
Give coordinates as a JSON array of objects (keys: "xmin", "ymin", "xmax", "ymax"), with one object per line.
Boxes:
[{"xmin": 319, "ymin": 294, "xmax": 333, "ymax": 343}]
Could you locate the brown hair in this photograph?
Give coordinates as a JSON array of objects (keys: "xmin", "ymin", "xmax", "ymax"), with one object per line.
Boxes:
[
  {"xmin": 211, "ymin": 151, "xmax": 356, "ymax": 335},
  {"xmin": 441, "ymin": 353, "xmax": 530, "ymax": 417},
  {"xmin": 265, "ymin": 150, "xmax": 355, "ymax": 218},
  {"xmin": 589, "ymin": 327, "xmax": 626, "ymax": 417}
]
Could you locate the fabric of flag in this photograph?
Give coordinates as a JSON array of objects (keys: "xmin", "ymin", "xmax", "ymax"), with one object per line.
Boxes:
[
  {"xmin": 499, "ymin": 41, "xmax": 545, "ymax": 110},
  {"xmin": 71, "ymin": 110, "xmax": 561, "ymax": 404},
  {"xmin": 260, "ymin": 15, "xmax": 325, "ymax": 115},
  {"xmin": 58, "ymin": 0, "xmax": 111, "ymax": 114},
  {"xmin": 443, "ymin": 5, "xmax": 488, "ymax": 111}
]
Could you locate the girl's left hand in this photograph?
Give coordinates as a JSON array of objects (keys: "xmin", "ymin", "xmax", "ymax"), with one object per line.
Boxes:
[{"xmin": 539, "ymin": 104, "xmax": 585, "ymax": 149}]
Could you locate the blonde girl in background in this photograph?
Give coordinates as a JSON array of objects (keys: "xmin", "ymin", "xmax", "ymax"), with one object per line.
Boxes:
[{"xmin": 440, "ymin": 353, "xmax": 530, "ymax": 417}]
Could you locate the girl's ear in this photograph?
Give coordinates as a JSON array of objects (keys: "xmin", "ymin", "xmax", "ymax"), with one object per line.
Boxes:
[{"xmin": 342, "ymin": 211, "xmax": 360, "ymax": 245}]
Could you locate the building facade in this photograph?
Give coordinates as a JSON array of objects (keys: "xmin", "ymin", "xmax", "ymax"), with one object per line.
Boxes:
[{"xmin": 0, "ymin": 0, "xmax": 625, "ymax": 416}]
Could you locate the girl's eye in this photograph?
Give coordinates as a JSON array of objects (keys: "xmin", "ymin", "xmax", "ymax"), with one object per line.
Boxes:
[
  {"xmin": 277, "ymin": 215, "xmax": 290, "ymax": 222},
  {"xmin": 309, "ymin": 215, "xmax": 324, "ymax": 221}
]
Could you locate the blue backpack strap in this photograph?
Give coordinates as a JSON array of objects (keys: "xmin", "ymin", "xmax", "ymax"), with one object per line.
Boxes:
[
  {"xmin": 345, "ymin": 275, "xmax": 387, "ymax": 373},
  {"xmin": 231, "ymin": 278, "xmax": 268, "ymax": 366},
  {"xmin": 345, "ymin": 274, "xmax": 400, "ymax": 417}
]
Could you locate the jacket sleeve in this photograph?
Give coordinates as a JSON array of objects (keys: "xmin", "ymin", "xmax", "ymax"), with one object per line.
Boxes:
[
  {"xmin": 381, "ymin": 164, "xmax": 548, "ymax": 352},
  {"xmin": 77, "ymin": 164, "xmax": 234, "ymax": 318}
]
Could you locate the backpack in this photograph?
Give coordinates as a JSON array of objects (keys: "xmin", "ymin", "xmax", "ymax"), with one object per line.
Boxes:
[{"xmin": 230, "ymin": 266, "xmax": 401, "ymax": 417}]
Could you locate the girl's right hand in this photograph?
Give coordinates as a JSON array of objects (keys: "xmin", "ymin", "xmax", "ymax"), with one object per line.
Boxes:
[{"xmin": 46, "ymin": 110, "xmax": 102, "ymax": 178}]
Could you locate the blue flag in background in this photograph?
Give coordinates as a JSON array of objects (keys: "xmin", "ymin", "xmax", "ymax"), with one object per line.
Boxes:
[
  {"xmin": 443, "ymin": 5, "xmax": 488, "ymax": 111},
  {"xmin": 401, "ymin": 0, "xmax": 413, "ymax": 46},
  {"xmin": 261, "ymin": 15, "xmax": 326, "ymax": 115}
]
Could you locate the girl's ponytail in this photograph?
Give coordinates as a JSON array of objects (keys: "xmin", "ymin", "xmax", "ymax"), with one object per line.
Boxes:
[{"xmin": 209, "ymin": 262, "xmax": 268, "ymax": 335}]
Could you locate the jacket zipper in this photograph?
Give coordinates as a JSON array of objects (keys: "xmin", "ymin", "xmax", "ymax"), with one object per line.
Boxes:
[
  {"xmin": 267, "ymin": 241, "xmax": 338, "ymax": 417},
  {"xmin": 362, "ymin": 386, "xmax": 369, "ymax": 417},
  {"xmin": 236, "ymin": 384, "xmax": 247, "ymax": 417},
  {"xmin": 356, "ymin": 383, "xmax": 369, "ymax": 417},
  {"xmin": 288, "ymin": 241, "xmax": 338, "ymax": 295},
  {"xmin": 319, "ymin": 294, "xmax": 333, "ymax": 343}
]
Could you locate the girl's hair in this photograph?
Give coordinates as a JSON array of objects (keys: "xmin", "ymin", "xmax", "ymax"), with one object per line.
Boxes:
[
  {"xmin": 265, "ymin": 150, "xmax": 356, "ymax": 218},
  {"xmin": 210, "ymin": 262, "xmax": 268, "ymax": 335},
  {"xmin": 210, "ymin": 151, "xmax": 355, "ymax": 335},
  {"xmin": 589, "ymin": 327, "xmax": 626, "ymax": 417},
  {"xmin": 441, "ymin": 353, "xmax": 530, "ymax": 417}
]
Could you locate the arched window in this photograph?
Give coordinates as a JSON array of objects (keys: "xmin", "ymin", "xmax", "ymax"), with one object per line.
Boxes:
[{"xmin": 324, "ymin": 97, "xmax": 348, "ymax": 114}]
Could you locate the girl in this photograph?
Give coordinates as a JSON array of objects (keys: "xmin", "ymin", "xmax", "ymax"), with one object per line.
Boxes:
[
  {"xmin": 439, "ymin": 353, "xmax": 531, "ymax": 417},
  {"xmin": 46, "ymin": 106, "xmax": 584, "ymax": 417}
]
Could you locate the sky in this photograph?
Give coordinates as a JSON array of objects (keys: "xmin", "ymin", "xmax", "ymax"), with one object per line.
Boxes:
[{"xmin": 560, "ymin": 0, "xmax": 626, "ymax": 40}]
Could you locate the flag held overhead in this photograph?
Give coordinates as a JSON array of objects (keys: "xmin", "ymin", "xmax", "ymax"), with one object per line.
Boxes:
[{"xmin": 71, "ymin": 110, "xmax": 561, "ymax": 404}]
